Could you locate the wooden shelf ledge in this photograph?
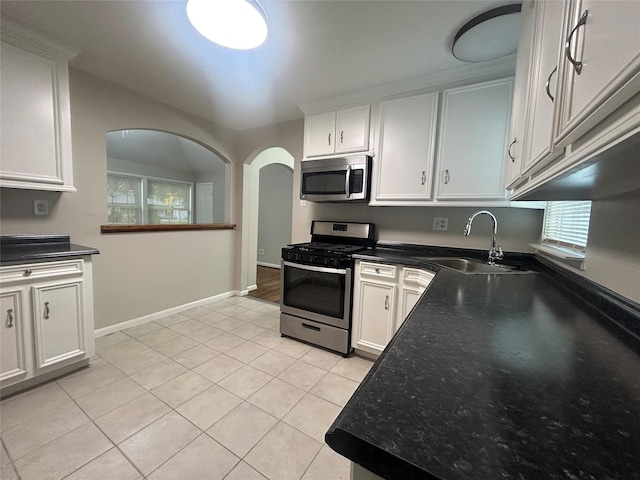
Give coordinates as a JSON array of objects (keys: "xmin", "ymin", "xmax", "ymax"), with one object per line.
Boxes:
[{"xmin": 101, "ymin": 224, "xmax": 236, "ymax": 233}]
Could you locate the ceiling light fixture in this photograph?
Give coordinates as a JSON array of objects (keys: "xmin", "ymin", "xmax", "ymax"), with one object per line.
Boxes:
[
  {"xmin": 186, "ymin": 0, "xmax": 268, "ymax": 50},
  {"xmin": 452, "ymin": 4, "xmax": 522, "ymax": 63}
]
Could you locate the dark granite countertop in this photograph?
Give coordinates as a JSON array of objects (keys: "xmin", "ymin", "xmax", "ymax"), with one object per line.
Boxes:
[
  {"xmin": 0, "ymin": 235, "xmax": 100, "ymax": 265},
  {"xmin": 326, "ymin": 245, "xmax": 640, "ymax": 479}
]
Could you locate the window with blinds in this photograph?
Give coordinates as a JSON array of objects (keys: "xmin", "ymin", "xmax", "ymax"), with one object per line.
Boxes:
[{"xmin": 542, "ymin": 201, "xmax": 592, "ymax": 253}]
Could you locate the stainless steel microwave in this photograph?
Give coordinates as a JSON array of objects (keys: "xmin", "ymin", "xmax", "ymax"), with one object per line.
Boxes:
[{"xmin": 300, "ymin": 155, "xmax": 372, "ymax": 202}]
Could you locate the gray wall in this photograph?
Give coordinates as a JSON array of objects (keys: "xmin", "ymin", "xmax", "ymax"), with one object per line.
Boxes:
[
  {"xmin": 0, "ymin": 69, "xmax": 238, "ymax": 330},
  {"xmin": 257, "ymin": 163, "xmax": 293, "ymax": 266}
]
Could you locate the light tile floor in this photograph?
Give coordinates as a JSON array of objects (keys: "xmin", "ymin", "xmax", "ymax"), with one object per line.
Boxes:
[{"xmin": 0, "ymin": 296, "xmax": 374, "ymax": 480}]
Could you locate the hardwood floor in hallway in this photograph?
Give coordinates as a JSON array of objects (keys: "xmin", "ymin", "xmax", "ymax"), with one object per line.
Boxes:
[{"xmin": 249, "ymin": 266, "xmax": 281, "ymax": 304}]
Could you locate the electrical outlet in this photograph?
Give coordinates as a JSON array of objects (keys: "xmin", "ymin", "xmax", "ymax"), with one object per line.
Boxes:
[
  {"xmin": 33, "ymin": 200, "xmax": 49, "ymax": 216},
  {"xmin": 432, "ymin": 217, "xmax": 448, "ymax": 231},
  {"xmin": 258, "ymin": 248, "xmax": 265, "ymax": 255}
]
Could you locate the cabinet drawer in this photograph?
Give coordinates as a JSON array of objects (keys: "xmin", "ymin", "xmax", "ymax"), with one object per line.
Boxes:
[
  {"xmin": 0, "ymin": 260, "xmax": 84, "ymax": 284},
  {"xmin": 402, "ymin": 268, "xmax": 435, "ymax": 288},
  {"xmin": 359, "ymin": 261, "xmax": 397, "ymax": 280}
]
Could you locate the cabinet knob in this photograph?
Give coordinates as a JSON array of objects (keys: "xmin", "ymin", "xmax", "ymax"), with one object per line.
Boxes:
[
  {"xmin": 44, "ymin": 301, "xmax": 50, "ymax": 320},
  {"xmin": 6, "ymin": 309, "xmax": 13, "ymax": 328},
  {"xmin": 444, "ymin": 169, "xmax": 451, "ymax": 184},
  {"xmin": 24, "ymin": 269, "xmax": 32, "ymax": 277},
  {"xmin": 565, "ymin": 10, "xmax": 588, "ymax": 75}
]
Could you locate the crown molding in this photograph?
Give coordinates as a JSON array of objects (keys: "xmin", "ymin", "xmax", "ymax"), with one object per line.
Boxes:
[
  {"xmin": 1, "ymin": 18, "xmax": 80, "ymax": 62},
  {"xmin": 297, "ymin": 54, "xmax": 517, "ymax": 113}
]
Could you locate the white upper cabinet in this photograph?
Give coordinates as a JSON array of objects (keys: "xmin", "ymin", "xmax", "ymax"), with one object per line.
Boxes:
[
  {"xmin": 507, "ymin": 0, "xmax": 640, "ymax": 200},
  {"xmin": 436, "ymin": 78, "xmax": 514, "ymax": 200},
  {"xmin": 374, "ymin": 92, "xmax": 439, "ymax": 201},
  {"xmin": 304, "ymin": 105, "xmax": 370, "ymax": 157},
  {"xmin": 0, "ymin": 22, "xmax": 77, "ymax": 191},
  {"xmin": 505, "ymin": 1, "xmax": 537, "ymax": 188},
  {"xmin": 521, "ymin": 0, "xmax": 567, "ymax": 175},
  {"xmin": 554, "ymin": 0, "xmax": 640, "ymax": 148}
]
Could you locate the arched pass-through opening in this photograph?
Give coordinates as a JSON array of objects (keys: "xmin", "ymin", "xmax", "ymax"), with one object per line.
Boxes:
[{"xmin": 240, "ymin": 147, "xmax": 294, "ymax": 295}]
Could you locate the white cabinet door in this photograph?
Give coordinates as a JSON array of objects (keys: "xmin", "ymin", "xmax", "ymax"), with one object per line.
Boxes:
[
  {"xmin": 0, "ymin": 27, "xmax": 75, "ymax": 191},
  {"xmin": 304, "ymin": 105, "xmax": 370, "ymax": 157},
  {"xmin": 505, "ymin": 0, "xmax": 536, "ymax": 188},
  {"xmin": 521, "ymin": 0, "xmax": 567, "ymax": 175},
  {"xmin": 335, "ymin": 105, "xmax": 371, "ymax": 154},
  {"xmin": 31, "ymin": 280, "xmax": 85, "ymax": 369},
  {"xmin": 436, "ymin": 78, "xmax": 514, "ymax": 200},
  {"xmin": 0, "ymin": 289, "xmax": 28, "ymax": 384},
  {"xmin": 353, "ymin": 280, "xmax": 396, "ymax": 356},
  {"xmin": 396, "ymin": 267, "xmax": 434, "ymax": 332},
  {"xmin": 555, "ymin": 0, "xmax": 640, "ymax": 147},
  {"xmin": 305, "ymin": 111, "xmax": 336, "ymax": 157},
  {"xmin": 375, "ymin": 93, "xmax": 439, "ymax": 201}
]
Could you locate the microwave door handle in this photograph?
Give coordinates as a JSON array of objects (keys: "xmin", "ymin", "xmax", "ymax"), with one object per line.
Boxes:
[{"xmin": 345, "ymin": 165, "xmax": 351, "ymax": 198}]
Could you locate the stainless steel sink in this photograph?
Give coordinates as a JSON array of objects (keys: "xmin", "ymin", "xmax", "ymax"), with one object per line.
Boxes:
[{"xmin": 418, "ymin": 257, "xmax": 536, "ymax": 275}]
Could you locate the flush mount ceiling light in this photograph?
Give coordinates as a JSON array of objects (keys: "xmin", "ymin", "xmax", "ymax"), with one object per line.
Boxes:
[
  {"xmin": 452, "ymin": 4, "xmax": 522, "ymax": 62},
  {"xmin": 186, "ymin": 0, "xmax": 268, "ymax": 50}
]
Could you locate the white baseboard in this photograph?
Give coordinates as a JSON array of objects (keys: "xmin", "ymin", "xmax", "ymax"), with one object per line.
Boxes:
[
  {"xmin": 257, "ymin": 262, "xmax": 281, "ymax": 269},
  {"xmin": 94, "ymin": 290, "xmax": 237, "ymax": 338}
]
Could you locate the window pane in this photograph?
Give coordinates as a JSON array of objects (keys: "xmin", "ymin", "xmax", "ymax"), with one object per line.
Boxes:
[
  {"xmin": 543, "ymin": 201, "xmax": 592, "ymax": 250},
  {"xmin": 147, "ymin": 180, "xmax": 192, "ymax": 224},
  {"xmin": 107, "ymin": 174, "xmax": 142, "ymax": 224}
]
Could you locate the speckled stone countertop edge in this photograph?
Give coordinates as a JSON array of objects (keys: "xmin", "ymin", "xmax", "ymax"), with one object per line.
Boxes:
[{"xmin": 0, "ymin": 235, "xmax": 100, "ymax": 265}]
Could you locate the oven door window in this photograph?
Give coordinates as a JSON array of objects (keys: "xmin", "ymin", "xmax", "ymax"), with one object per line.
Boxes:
[
  {"xmin": 302, "ymin": 170, "xmax": 346, "ymax": 195},
  {"xmin": 283, "ymin": 264, "xmax": 345, "ymax": 320}
]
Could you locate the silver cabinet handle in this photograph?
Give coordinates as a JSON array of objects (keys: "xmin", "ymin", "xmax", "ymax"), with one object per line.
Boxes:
[
  {"xmin": 24, "ymin": 269, "xmax": 32, "ymax": 277},
  {"xmin": 328, "ymin": 133, "xmax": 332, "ymax": 146},
  {"xmin": 545, "ymin": 66, "xmax": 558, "ymax": 101},
  {"xmin": 6, "ymin": 309, "xmax": 13, "ymax": 328},
  {"xmin": 444, "ymin": 169, "xmax": 450, "ymax": 184},
  {"xmin": 375, "ymin": 268, "xmax": 380, "ymax": 274},
  {"xmin": 565, "ymin": 10, "xmax": 588, "ymax": 74},
  {"xmin": 384, "ymin": 295, "xmax": 389, "ymax": 310},
  {"xmin": 508, "ymin": 138, "xmax": 517, "ymax": 162},
  {"xmin": 421, "ymin": 171, "xmax": 426, "ymax": 185},
  {"xmin": 44, "ymin": 302, "xmax": 50, "ymax": 320},
  {"xmin": 340, "ymin": 130, "xmax": 344, "ymax": 143}
]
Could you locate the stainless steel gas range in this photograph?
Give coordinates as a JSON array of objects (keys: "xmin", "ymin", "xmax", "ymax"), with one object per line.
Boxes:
[{"xmin": 279, "ymin": 221, "xmax": 376, "ymax": 355}]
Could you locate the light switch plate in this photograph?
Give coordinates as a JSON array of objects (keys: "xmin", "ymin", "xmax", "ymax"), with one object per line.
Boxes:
[{"xmin": 34, "ymin": 200, "xmax": 49, "ymax": 216}]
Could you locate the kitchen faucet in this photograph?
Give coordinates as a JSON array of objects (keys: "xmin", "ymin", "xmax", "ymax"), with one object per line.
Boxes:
[{"xmin": 464, "ymin": 210, "xmax": 504, "ymax": 265}]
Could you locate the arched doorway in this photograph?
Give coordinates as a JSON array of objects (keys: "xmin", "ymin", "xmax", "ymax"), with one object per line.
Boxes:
[{"xmin": 240, "ymin": 147, "xmax": 294, "ymax": 296}]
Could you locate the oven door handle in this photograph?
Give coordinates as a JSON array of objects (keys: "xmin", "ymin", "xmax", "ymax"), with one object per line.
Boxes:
[{"xmin": 283, "ymin": 261, "xmax": 348, "ymax": 275}]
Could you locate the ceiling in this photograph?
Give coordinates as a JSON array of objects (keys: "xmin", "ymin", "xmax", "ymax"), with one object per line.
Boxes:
[{"xmin": 0, "ymin": 0, "xmax": 518, "ymax": 131}]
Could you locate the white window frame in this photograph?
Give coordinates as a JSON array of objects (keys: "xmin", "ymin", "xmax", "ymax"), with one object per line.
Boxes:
[
  {"xmin": 536, "ymin": 200, "xmax": 592, "ymax": 269},
  {"xmin": 107, "ymin": 171, "xmax": 193, "ymax": 225}
]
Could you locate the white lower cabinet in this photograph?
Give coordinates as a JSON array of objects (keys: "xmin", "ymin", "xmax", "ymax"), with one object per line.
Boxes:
[
  {"xmin": 0, "ymin": 289, "xmax": 27, "ymax": 384},
  {"xmin": 0, "ymin": 259, "xmax": 95, "ymax": 393},
  {"xmin": 352, "ymin": 260, "xmax": 434, "ymax": 357}
]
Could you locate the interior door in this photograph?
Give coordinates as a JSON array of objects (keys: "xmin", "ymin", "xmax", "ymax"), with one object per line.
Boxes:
[{"xmin": 196, "ymin": 182, "xmax": 213, "ymax": 223}]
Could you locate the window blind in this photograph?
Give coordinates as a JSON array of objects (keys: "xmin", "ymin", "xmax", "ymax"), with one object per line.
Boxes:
[{"xmin": 542, "ymin": 201, "xmax": 592, "ymax": 251}]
